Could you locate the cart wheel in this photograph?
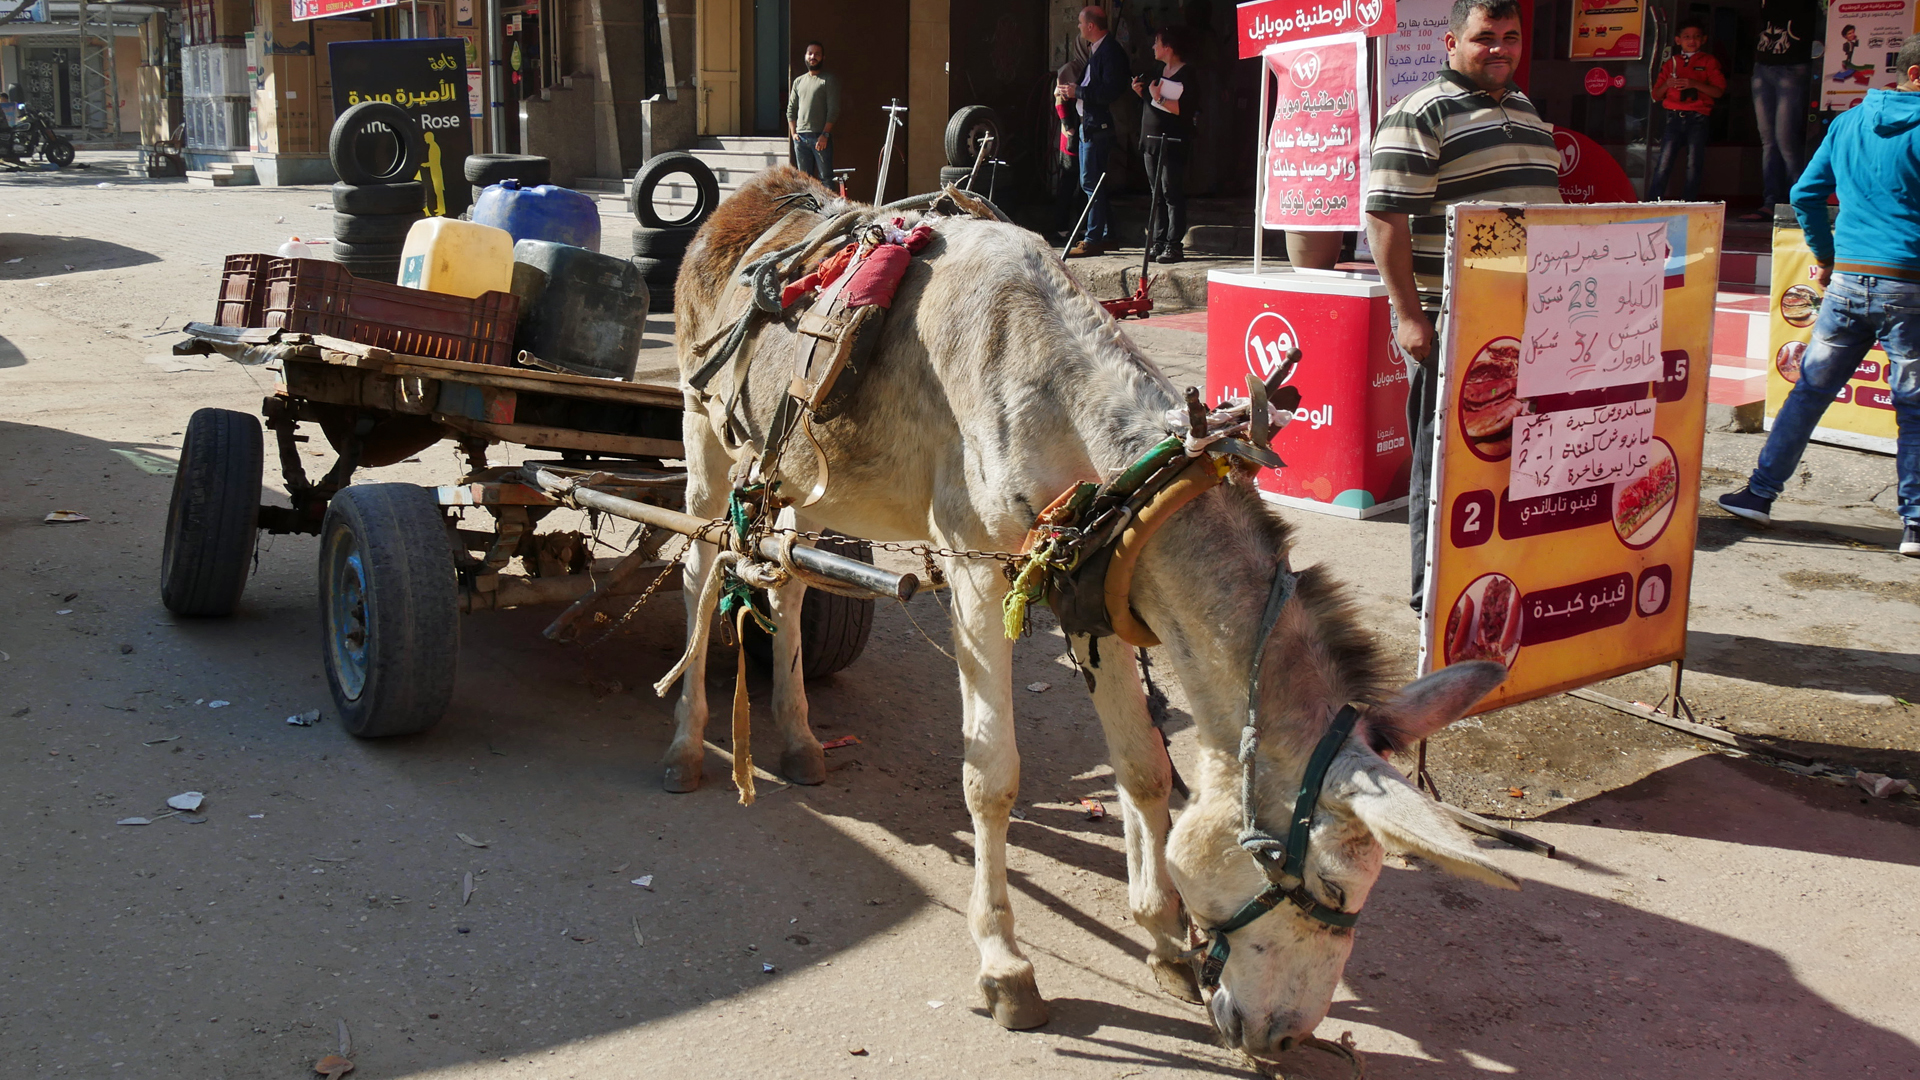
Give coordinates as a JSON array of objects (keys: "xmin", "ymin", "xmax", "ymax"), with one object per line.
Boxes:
[
  {"xmin": 160, "ymin": 407, "xmax": 263, "ymax": 617},
  {"xmin": 742, "ymin": 533, "xmax": 875, "ymax": 679},
  {"xmin": 319, "ymin": 483, "xmax": 460, "ymax": 738}
]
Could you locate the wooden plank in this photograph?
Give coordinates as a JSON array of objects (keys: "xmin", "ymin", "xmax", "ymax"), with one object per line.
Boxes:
[
  {"xmin": 307, "ymin": 343, "xmax": 684, "ymax": 409},
  {"xmin": 1565, "ymin": 687, "xmax": 1813, "ymax": 763},
  {"xmin": 430, "ymin": 415, "xmax": 685, "ymax": 459}
]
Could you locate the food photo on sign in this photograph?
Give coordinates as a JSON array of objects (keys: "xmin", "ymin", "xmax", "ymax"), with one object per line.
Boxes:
[{"xmin": 1420, "ymin": 202, "xmax": 1723, "ymax": 712}]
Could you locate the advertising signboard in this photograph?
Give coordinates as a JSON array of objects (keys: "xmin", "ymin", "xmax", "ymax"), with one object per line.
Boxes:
[
  {"xmin": 1237, "ymin": 0, "xmax": 1395, "ymax": 58},
  {"xmin": 1260, "ymin": 33, "xmax": 1368, "ymax": 232},
  {"xmin": 1821, "ymin": 0, "xmax": 1916, "ymax": 110},
  {"xmin": 329, "ymin": 39, "xmax": 473, "ymax": 216},
  {"xmin": 1378, "ymin": 0, "xmax": 1450, "ymax": 112},
  {"xmin": 1569, "ymin": 0, "xmax": 1646, "ymax": 59},
  {"xmin": 1419, "ymin": 202, "xmax": 1723, "ymax": 711},
  {"xmin": 292, "ymin": 0, "xmax": 397, "ymax": 20},
  {"xmin": 1765, "ymin": 220, "xmax": 1900, "ymax": 454}
]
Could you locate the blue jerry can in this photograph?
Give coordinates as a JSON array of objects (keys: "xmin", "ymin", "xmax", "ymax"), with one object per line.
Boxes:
[{"xmin": 472, "ymin": 181, "xmax": 602, "ymax": 252}]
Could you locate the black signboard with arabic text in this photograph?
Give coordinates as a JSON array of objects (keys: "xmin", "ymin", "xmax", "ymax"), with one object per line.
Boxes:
[{"xmin": 329, "ymin": 38, "xmax": 472, "ymax": 216}]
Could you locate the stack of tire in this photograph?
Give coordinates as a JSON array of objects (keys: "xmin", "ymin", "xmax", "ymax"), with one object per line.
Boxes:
[
  {"xmin": 465, "ymin": 153, "xmax": 552, "ymax": 210},
  {"xmin": 628, "ymin": 151, "xmax": 721, "ymax": 314},
  {"xmin": 938, "ymin": 106, "xmax": 1009, "ymax": 205},
  {"xmin": 329, "ymin": 101, "xmax": 432, "ymax": 284}
]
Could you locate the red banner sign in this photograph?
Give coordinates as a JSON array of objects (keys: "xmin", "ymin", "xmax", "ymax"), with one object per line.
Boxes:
[
  {"xmin": 292, "ymin": 0, "xmax": 397, "ymax": 21},
  {"xmin": 1238, "ymin": 0, "xmax": 1396, "ymax": 58},
  {"xmin": 1261, "ymin": 33, "xmax": 1368, "ymax": 231}
]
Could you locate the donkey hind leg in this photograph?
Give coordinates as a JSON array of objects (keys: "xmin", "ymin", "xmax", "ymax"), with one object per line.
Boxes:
[
  {"xmin": 1071, "ymin": 634, "xmax": 1197, "ymax": 1003},
  {"xmin": 765, "ymin": 509, "xmax": 824, "ymax": 785},
  {"xmin": 948, "ymin": 555, "xmax": 1049, "ymax": 1030},
  {"xmin": 661, "ymin": 418, "xmax": 735, "ymax": 793}
]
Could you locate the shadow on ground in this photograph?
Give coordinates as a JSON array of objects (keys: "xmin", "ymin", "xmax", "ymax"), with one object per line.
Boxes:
[{"xmin": 0, "ymin": 232, "xmax": 162, "ymax": 278}]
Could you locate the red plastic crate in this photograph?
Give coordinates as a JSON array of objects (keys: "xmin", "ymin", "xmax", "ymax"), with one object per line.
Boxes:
[
  {"xmin": 214, "ymin": 253, "xmax": 272, "ymax": 327},
  {"xmin": 261, "ymin": 258, "xmax": 519, "ymax": 367}
]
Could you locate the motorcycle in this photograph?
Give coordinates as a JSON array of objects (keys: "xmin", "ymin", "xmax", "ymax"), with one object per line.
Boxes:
[{"xmin": 1, "ymin": 104, "xmax": 75, "ymax": 168}]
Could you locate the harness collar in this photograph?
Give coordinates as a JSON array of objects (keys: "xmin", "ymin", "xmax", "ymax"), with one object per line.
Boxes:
[{"xmin": 1195, "ymin": 560, "xmax": 1361, "ymax": 991}]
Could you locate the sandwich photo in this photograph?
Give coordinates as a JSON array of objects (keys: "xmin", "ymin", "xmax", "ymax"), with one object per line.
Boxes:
[
  {"xmin": 1774, "ymin": 339, "xmax": 1805, "ymax": 383},
  {"xmin": 1459, "ymin": 338, "xmax": 1526, "ymax": 459},
  {"xmin": 1443, "ymin": 573, "xmax": 1522, "ymax": 668},
  {"xmin": 1780, "ymin": 285, "xmax": 1820, "ymax": 328},
  {"xmin": 1613, "ymin": 444, "xmax": 1678, "ymax": 546}
]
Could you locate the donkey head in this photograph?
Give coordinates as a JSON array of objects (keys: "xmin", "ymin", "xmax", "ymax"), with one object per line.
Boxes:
[{"xmin": 1166, "ymin": 661, "xmax": 1517, "ymax": 1064}]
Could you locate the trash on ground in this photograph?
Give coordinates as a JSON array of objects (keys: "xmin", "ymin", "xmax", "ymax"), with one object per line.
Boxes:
[
  {"xmin": 1010, "ymin": 807, "xmax": 1028, "ymax": 820},
  {"xmin": 43, "ymin": 510, "xmax": 88, "ymax": 523},
  {"xmin": 287, "ymin": 710, "xmax": 321, "ymax": 726},
  {"xmin": 632, "ymin": 914, "xmax": 644, "ymax": 946},
  {"xmin": 208, "ymin": 700, "xmax": 230, "ymax": 709},
  {"xmin": 1507, "ymin": 787, "xmax": 1526, "ymax": 798},
  {"xmin": 178, "ymin": 814, "xmax": 207, "ymax": 824},
  {"xmin": 314, "ymin": 1054, "xmax": 354, "ymax": 1078},
  {"xmin": 1080, "ymin": 798, "xmax": 1107, "ymax": 820},
  {"xmin": 338, "ymin": 1017, "xmax": 352, "ymax": 1056},
  {"xmin": 142, "ymin": 736, "xmax": 180, "ymax": 745},
  {"xmin": 462, "ymin": 872, "xmax": 474, "ymax": 905},
  {"xmin": 849, "ymin": 1047, "xmax": 868, "ymax": 1056},
  {"xmin": 762, "ymin": 962, "xmax": 776, "ymax": 974},
  {"xmin": 820, "ymin": 735, "xmax": 862, "ymax": 751},
  {"xmin": 631, "ymin": 875, "xmax": 654, "ymax": 890},
  {"xmin": 1857, "ymin": 772, "xmax": 1916, "ymax": 798},
  {"xmin": 167, "ymin": 791, "xmax": 205, "ymax": 811},
  {"xmin": 249, "ymin": 813, "xmax": 265, "ymax": 819},
  {"xmin": 455, "ymin": 832, "xmax": 489, "ymax": 848},
  {"xmin": 1026, "ymin": 681, "xmax": 1051, "ymax": 693},
  {"xmin": 927, "ymin": 1000, "xmax": 944, "ymax": 1009},
  {"xmin": 611, "ymin": 861, "xmax": 630, "ymax": 873},
  {"xmin": 55, "ymin": 610, "xmax": 72, "ymax": 615},
  {"xmin": 117, "ymin": 817, "xmax": 151, "ymax": 826}
]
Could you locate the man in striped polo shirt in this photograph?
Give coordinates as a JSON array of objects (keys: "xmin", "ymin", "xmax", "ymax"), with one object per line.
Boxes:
[{"xmin": 1363, "ymin": 0, "xmax": 1561, "ymax": 610}]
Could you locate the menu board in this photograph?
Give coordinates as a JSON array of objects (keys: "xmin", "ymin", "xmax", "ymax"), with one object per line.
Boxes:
[
  {"xmin": 1237, "ymin": 0, "xmax": 1396, "ymax": 58},
  {"xmin": 1260, "ymin": 33, "xmax": 1369, "ymax": 231},
  {"xmin": 1378, "ymin": 0, "xmax": 1450, "ymax": 111},
  {"xmin": 1419, "ymin": 203, "xmax": 1723, "ymax": 711},
  {"xmin": 1568, "ymin": 0, "xmax": 1645, "ymax": 59},
  {"xmin": 1821, "ymin": 0, "xmax": 1916, "ymax": 111},
  {"xmin": 1765, "ymin": 219, "xmax": 1900, "ymax": 453}
]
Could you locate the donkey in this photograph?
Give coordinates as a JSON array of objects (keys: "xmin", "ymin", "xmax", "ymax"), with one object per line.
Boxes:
[{"xmin": 664, "ymin": 167, "xmax": 1518, "ymax": 1064}]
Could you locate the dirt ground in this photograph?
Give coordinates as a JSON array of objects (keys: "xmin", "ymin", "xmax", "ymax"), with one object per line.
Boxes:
[{"xmin": 3, "ymin": 161, "xmax": 1918, "ymax": 1079}]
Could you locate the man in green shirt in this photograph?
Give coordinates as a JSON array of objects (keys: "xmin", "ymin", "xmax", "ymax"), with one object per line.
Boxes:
[{"xmin": 787, "ymin": 42, "xmax": 840, "ymax": 184}]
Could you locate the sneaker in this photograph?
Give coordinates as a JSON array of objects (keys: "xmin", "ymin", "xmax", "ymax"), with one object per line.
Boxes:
[
  {"xmin": 1902, "ymin": 523, "xmax": 1920, "ymax": 557},
  {"xmin": 1716, "ymin": 486, "xmax": 1773, "ymax": 524},
  {"xmin": 1154, "ymin": 244, "xmax": 1186, "ymax": 264}
]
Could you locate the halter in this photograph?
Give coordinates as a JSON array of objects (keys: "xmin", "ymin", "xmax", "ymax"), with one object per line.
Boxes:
[{"xmin": 1194, "ymin": 562, "xmax": 1361, "ymax": 991}]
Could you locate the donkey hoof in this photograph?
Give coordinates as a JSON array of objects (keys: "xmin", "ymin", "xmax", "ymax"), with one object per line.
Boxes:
[
  {"xmin": 661, "ymin": 758, "xmax": 703, "ymax": 794},
  {"xmin": 1150, "ymin": 955, "xmax": 1203, "ymax": 1004},
  {"xmin": 980, "ymin": 970, "xmax": 1050, "ymax": 1030},
  {"xmin": 780, "ymin": 744, "xmax": 827, "ymax": 786}
]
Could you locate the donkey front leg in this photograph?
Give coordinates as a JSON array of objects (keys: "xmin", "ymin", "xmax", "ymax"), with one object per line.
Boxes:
[
  {"xmin": 1070, "ymin": 635, "xmax": 1197, "ymax": 1004},
  {"xmin": 948, "ymin": 556, "xmax": 1049, "ymax": 1030},
  {"xmin": 661, "ymin": 420, "xmax": 735, "ymax": 793}
]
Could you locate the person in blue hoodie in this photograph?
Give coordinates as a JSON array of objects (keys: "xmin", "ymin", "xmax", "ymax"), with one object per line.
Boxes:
[{"xmin": 1719, "ymin": 34, "xmax": 1920, "ymax": 557}]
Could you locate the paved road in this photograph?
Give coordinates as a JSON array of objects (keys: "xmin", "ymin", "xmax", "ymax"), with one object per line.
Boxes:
[{"xmin": 2, "ymin": 162, "xmax": 1917, "ymax": 1079}]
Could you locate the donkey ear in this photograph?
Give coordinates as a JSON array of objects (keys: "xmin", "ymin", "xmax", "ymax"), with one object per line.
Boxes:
[
  {"xmin": 1330, "ymin": 746, "xmax": 1520, "ymax": 892},
  {"xmin": 1365, "ymin": 661, "xmax": 1507, "ymax": 752}
]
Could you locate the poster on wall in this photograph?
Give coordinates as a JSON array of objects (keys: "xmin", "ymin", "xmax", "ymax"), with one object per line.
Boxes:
[
  {"xmin": 1568, "ymin": 0, "xmax": 1645, "ymax": 59},
  {"xmin": 1237, "ymin": 0, "xmax": 1396, "ymax": 58},
  {"xmin": 329, "ymin": 39, "xmax": 473, "ymax": 216},
  {"xmin": 1821, "ymin": 0, "xmax": 1916, "ymax": 110},
  {"xmin": 292, "ymin": 0, "xmax": 397, "ymax": 20},
  {"xmin": 1261, "ymin": 32, "xmax": 1369, "ymax": 231},
  {"xmin": 1379, "ymin": 0, "xmax": 1450, "ymax": 111},
  {"xmin": 1419, "ymin": 202, "xmax": 1723, "ymax": 712},
  {"xmin": 1765, "ymin": 219, "xmax": 1900, "ymax": 452}
]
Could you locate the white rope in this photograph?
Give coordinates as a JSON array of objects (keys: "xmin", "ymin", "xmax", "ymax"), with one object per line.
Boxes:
[{"xmin": 652, "ymin": 550, "xmax": 741, "ymax": 697}]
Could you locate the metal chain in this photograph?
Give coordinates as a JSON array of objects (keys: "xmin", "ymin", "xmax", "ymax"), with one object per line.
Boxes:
[
  {"xmin": 782, "ymin": 527, "xmax": 1026, "ymax": 567},
  {"xmin": 580, "ymin": 533, "xmax": 696, "ymax": 650}
]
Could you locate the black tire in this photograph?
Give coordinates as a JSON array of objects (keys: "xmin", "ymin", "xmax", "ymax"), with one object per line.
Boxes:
[
  {"xmin": 631, "ymin": 255, "xmax": 676, "ymax": 312},
  {"xmin": 464, "ymin": 152, "xmax": 550, "ymax": 187},
  {"xmin": 332, "ymin": 239, "xmax": 406, "ymax": 261},
  {"xmin": 629, "ymin": 151, "xmax": 719, "ymax": 229},
  {"xmin": 319, "ymin": 483, "xmax": 460, "ymax": 737},
  {"xmin": 44, "ymin": 136, "xmax": 75, "ymax": 168},
  {"xmin": 943, "ymin": 105, "xmax": 1001, "ymax": 169},
  {"xmin": 329, "ymin": 101, "xmax": 426, "ymax": 186},
  {"xmin": 337, "ymin": 258, "xmax": 403, "ymax": 284},
  {"xmin": 161, "ymin": 408, "xmax": 263, "ymax": 617},
  {"xmin": 333, "ymin": 180, "xmax": 426, "ymax": 215},
  {"xmin": 629, "ymin": 225, "xmax": 698, "ymax": 259},
  {"xmin": 741, "ymin": 534, "xmax": 875, "ymax": 679},
  {"xmin": 333, "ymin": 211, "xmax": 423, "ymax": 244}
]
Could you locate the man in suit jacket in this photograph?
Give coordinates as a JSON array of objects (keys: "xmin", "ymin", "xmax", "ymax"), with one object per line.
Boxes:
[{"xmin": 1063, "ymin": 6, "xmax": 1131, "ymax": 255}]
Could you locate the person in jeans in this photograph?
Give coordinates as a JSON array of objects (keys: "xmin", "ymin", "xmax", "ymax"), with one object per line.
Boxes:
[
  {"xmin": 1364, "ymin": 0, "xmax": 1562, "ymax": 609},
  {"xmin": 1647, "ymin": 18, "xmax": 1724, "ymax": 200},
  {"xmin": 1132, "ymin": 25, "xmax": 1198, "ymax": 262},
  {"xmin": 1719, "ymin": 35, "xmax": 1920, "ymax": 557},
  {"xmin": 787, "ymin": 42, "xmax": 840, "ymax": 184},
  {"xmin": 1060, "ymin": 6, "xmax": 1131, "ymax": 256},
  {"xmin": 1743, "ymin": 0, "xmax": 1817, "ymax": 219}
]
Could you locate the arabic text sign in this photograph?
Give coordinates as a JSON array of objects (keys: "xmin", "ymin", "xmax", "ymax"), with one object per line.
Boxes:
[
  {"xmin": 292, "ymin": 0, "xmax": 397, "ymax": 20},
  {"xmin": 1519, "ymin": 221, "xmax": 1667, "ymax": 397},
  {"xmin": 1821, "ymin": 0, "xmax": 1915, "ymax": 110},
  {"xmin": 329, "ymin": 39, "xmax": 474, "ymax": 216},
  {"xmin": 1261, "ymin": 34, "xmax": 1368, "ymax": 231},
  {"xmin": 1568, "ymin": 0, "xmax": 1645, "ymax": 59},
  {"xmin": 1237, "ymin": 0, "xmax": 1395, "ymax": 58},
  {"xmin": 1420, "ymin": 202, "xmax": 1722, "ymax": 713},
  {"xmin": 1377, "ymin": 0, "xmax": 1450, "ymax": 111}
]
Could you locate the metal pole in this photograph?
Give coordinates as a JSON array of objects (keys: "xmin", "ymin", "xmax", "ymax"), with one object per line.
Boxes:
[
  {"xmin": 1254, "ymin": 52, "xmax": 1270, "ymax": 274},
  {"xmin": 1061, "ymin": 172, "xmax": 1103, "ymax": 259},
  {"xmin": 484, "ymin": 0, "xmax": 504, "ymax": 151},
  {"xmin": 873, "ymin": 96, "xmax": 905, "ymax": 204}
]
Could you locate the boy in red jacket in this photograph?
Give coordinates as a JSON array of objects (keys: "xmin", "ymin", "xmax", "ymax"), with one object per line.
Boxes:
[{"xmin": 1648, "ymin": 19, "xmax": 1726, "ymax": 200}]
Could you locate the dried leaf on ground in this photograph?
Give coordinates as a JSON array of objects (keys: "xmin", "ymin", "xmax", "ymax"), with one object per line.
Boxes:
[
  {"xmin": 455, "ymin": 833, "xmax": 489, "ymax": 848},
  {"xmin": 462, "ymin": 871, "xmax": 474, "ymax": 906},
  {"xmin": 820, "ymin": 735, "xmax": 862, "ymax": 751},
  {"xmin": 43, "ymin": 510, "xmax": 90, "ymax": 524},
  {"xmin": 314, "ymin": 1054, "xmax": 354, "ymax": 1077}
]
